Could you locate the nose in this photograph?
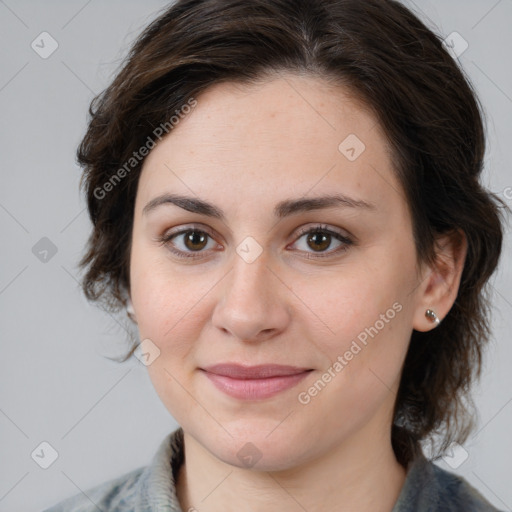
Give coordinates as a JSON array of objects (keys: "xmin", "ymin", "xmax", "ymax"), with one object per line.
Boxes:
[{"xmin": 211, "ymin": 251, "xmax": 291, "ymax": 343}]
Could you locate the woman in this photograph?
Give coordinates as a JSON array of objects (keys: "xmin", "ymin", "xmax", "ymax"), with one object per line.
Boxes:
[{"xmin": 44, "ymin": 0, "xmax": 506, "ymax": 510}]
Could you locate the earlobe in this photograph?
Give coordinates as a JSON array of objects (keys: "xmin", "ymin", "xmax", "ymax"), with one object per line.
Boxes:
[
  {"xmin": 127, "ymin": 299, "xmax": 137, "ymax": 324},
  {"xmin": 413, "ymin": 230, "xmax": 467, "ymax": 332}
]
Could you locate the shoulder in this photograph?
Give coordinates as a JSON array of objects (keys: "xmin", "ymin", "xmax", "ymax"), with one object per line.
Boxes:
[
  {"xmin": 393, "ymin": 453, "xmax": 503, "ymax": 512},
  {"xmin": 42, "ymin": 427, "xmax": 185, "ymax": 512},
  {"xmin": 41, "ymin": 466, "xmax": 145, "ymax": 512},
  {"xmin": 430, "ymin": 463, "xmax": 502, "ymax": 512}
]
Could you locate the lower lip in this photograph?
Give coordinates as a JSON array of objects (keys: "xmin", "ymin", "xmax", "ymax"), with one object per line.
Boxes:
[{"xmin": 202, "ymin": 370, "xmax": 311, "ymax": 400}]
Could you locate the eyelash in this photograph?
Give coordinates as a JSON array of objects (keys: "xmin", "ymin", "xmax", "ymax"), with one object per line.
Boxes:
[{"xmin": 157, "ymin": 224, "xmax": 354, "ymax": 260}]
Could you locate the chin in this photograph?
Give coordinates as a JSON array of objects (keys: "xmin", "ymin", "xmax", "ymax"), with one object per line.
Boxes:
[{"xmin": 201, "ymin": 424, "xmax": 312, "ymax": 472}]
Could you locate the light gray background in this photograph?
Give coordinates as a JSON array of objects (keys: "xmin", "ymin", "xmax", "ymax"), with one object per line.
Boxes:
[{"xmin": 0, "ymin": 1, "xmax": 511, "ymax": 511}]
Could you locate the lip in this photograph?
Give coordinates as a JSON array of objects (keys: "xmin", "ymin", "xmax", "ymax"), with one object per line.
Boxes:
[
  {"xmin": 202, "ymin": 363, "xmax": 311, "ymax": 379},
  {"xmin": 200, "ymin": 364, "xmax": 313, "ymax": 400}
]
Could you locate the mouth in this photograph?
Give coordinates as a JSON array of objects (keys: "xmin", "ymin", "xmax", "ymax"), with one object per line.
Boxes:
[{"xmin": 200, "ymin": 363, "xmax": 314, "ymax": 400}]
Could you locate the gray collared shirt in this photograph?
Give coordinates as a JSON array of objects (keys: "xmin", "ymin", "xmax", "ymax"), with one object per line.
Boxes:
[{"xmin": 42, "ymin": 427, "xmax": 502, "ymax": 511}]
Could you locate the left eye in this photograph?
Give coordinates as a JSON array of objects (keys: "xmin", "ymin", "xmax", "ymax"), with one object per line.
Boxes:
[
  {"xmin": 159, "ymin": 225, "xmax": 353, "ymax": 260},
  {"xmin": 290, "ymin": 228, "xmax": 353, "ymax": 257}
]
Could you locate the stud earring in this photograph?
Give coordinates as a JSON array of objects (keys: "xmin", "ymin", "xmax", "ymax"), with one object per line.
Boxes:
[{"xmin": 425, "ymin": 308, "xmax": 440, "ymax": 325}]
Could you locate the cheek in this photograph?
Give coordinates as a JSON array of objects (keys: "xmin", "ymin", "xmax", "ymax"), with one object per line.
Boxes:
[
  {"xmin": 289, "ymin": 253, "xmax": 415, "ymax": 405},
  {"xmin": 289, "ymin": 262, "xmax": 413, "ymax": 353},
  {"xmin": 133, "ymin": 278, "xmax": 209, "ymax": 362},
  {"xmin": 130, "ymin": 240, "xmax": 214, "ymax": 341},
  {"xmin": 292, "ymin": 273, "xmax": 413, "ymax": 436},
  {"xmin": 131, "ymin": 264, "xmax": 213, "ymax": 419}
]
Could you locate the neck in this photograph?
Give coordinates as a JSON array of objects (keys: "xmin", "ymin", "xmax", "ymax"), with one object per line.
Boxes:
[{"xmin": 176, "ymin": 423, "xmax": 407, "ymax": 512}]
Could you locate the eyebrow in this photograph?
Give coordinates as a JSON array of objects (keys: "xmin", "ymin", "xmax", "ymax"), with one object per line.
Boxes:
[{"xmin": 142, "ymin": 193, "xmax": 375, "ymax": 220}]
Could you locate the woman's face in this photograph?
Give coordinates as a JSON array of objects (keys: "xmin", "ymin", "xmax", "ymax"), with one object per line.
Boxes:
[{"xmin": 130, "ymin": 74, "xmax": 426, "ymax": 470}]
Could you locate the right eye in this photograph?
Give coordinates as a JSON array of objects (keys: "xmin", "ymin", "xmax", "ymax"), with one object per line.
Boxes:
[{"xmin": 158, "ymin": 226, "xmax": 222, "ymax": 259}]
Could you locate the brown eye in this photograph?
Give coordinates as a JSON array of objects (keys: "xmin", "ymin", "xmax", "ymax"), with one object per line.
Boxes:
[
  {"xmin": 159, "ymin": 226, "xmax": 220, "ymax": 260},
  {"xmin": 183, "ymin": 230, "xmax": 208, "ymax": 251},
  {"xmin": 290, "ymin": 225, "xmax": 353, "ymax": 259},
  {"xmin": 306, "ymin": 232, "xmax": 332, "ymax": 252}
]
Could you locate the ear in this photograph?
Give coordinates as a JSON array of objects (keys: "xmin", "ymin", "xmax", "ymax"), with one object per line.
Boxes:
[
  {"xmin": 126, "ymin": 297, "xmax": 137, "ymax": 324},
  {"xmin": 413, "ymin": 230, "xmax": 467, "ymax": 332}
]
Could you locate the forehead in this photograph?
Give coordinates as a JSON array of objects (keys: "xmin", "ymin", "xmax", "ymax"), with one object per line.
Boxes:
[{"xmin": 137, "ymin": 74, "xmax": 403, "ymax": 219}]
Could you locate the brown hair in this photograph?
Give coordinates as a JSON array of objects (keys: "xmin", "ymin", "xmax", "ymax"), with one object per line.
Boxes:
[{"xmin": 77, "ymin": 0, "xmax": 506, "ymax": 466}]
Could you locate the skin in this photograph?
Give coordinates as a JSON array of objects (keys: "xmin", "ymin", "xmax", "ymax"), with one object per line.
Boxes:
[{"xmin": 129, "ymin": 73, "xmax": 466, "ymax": 512}]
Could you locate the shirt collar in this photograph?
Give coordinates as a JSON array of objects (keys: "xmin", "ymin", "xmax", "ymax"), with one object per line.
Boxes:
[{"xmin": 133, "ymin": 427, "xmax": 185, "ymax": 512}]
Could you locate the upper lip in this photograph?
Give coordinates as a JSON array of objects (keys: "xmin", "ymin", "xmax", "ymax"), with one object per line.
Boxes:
[{"xmin": 201, "ymin": 364, "xmax": 312, "ymax": 379}]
